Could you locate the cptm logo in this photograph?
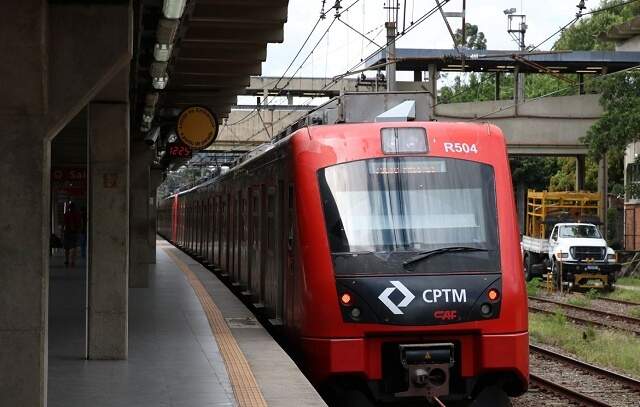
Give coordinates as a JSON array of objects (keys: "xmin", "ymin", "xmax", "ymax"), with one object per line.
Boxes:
[{"xmin": 378, "ymin": 281, "xmax": 415, "ymax": 315}]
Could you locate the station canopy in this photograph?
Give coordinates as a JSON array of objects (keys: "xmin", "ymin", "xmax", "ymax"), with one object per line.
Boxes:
[{"xmin": 365, "ymin": 48, "xmax": 640, "ymax": 74}]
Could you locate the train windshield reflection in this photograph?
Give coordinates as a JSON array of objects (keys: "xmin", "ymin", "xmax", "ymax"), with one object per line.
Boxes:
[{"xmin": 318, "ymin": 157, "xmax": 499, "ymax": 255}]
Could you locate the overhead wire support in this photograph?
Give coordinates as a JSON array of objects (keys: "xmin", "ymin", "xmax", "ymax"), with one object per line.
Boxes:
[{"xmin": 338, "ymin": 17, "xmax": 382, "ymax": 48}]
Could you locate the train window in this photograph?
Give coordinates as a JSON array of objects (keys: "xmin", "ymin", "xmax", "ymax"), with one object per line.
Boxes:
[{"xmin": 318, "ymin": 156, "xmax": 499, "ymax": 274}]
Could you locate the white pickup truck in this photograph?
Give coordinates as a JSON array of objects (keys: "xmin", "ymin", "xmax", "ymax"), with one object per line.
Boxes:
[{"xmin": 522, "ymin": 223, "xmax": 619, "ymax": 290}]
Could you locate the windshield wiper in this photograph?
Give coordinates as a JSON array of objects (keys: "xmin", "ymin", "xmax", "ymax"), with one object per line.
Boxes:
[
  {"xmin": 332, "ymin": 251, "xmax": 376, "ymax": 256},
  {"xmin": 402, "ymin": 246, "xmax": 489, "ymax": 269}
]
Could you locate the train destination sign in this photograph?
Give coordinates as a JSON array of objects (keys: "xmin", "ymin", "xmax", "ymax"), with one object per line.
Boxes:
[{"xmin": 176, "ymin": 106, "xmax": 218, "ymax": 150}]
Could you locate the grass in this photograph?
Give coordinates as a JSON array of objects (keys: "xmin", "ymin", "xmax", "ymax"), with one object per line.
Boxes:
[
  {"xmin": 566, "ymin": 296, "xmax": 591, "ymax": 307},
  {"xmin": 630, "ymin": 307, "xmax": 640, "ymax": 319},
  {"xmin": 529, "ymin": 312, "xmax": 640, "ymax": 378},
  {"xmin": 617, "ymin": 276, "xmax": 640, "ymax": 287},
  {"xmin": 603, "ymin": 287, "xmax": 640, "ymax": 303},
  {"xmin": 526, "ymin": 278, "xmax": 542, "ymax": 297}
]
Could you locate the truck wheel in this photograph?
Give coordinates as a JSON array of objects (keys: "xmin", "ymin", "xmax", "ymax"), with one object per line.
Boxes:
[
  {"xmin": 524, "ymin": 254, "xmax": 533, "ymax": 282},
  {"xmin": 551, "ymin": 260, "xmax": 562, "ymax": 290}
]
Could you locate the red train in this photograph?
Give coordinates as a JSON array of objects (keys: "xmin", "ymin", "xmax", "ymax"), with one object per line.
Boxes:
[{"xmin": 158, "ymin": 121, "xmax": 529, "ymax": 406}]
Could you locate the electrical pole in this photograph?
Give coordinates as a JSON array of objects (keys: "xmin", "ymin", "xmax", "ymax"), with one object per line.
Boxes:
[
  {"xmin": 384, "ymin": 1, "xmax": 399, "ymax": 91},
  {"xmin": 505, "ymin": 9, "xmax": 527, "ymax": 103}
]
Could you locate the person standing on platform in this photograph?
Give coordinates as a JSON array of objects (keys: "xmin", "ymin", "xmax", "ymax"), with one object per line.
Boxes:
[{"xmin": 63, "ymin": 201, "xmax": 81, "ymax": 267}]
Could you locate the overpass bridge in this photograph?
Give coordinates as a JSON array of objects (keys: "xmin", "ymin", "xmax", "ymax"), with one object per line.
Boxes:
[{"xmin": 215, "ymin": 91, "xmax": 601, "ymax": 157}]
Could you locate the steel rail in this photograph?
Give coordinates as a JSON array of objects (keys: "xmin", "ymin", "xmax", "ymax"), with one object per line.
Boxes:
[
  {"xmin": 529, "ymin": 295, "xmax": 640, "ymax": 325},
  {"xmin": 596, "ymin": 296, "xmax": 640, "ymax": 306},
  {"xmin": 530, "ymin": 344, "xmax": 640, "ymax": 390},
  {"xmin": 527, "ymin": 306, "xmax": 640, "ymax": 336},
  {"xmin": 529, "ymin": 374, "xmax": 611, "ymax": 407}
]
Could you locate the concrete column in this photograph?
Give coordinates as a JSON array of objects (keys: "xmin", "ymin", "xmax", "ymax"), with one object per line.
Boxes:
[
  {"xmin": 598, "ymin": 156, "xmax": 608, "ymax": 237},
  {"xmin": 129, "ymin": 140, "xmax": 154, "ymax": 287},
  {"xmin": 428, "ymin": 63, "xmax": 438, "ymax": 108},
  {"xmin": 514, "ymin": 67, "xmax": 525, "ymax": 114},
  {"xmin": 149, "ymin": 168, "xmax": 164, "ymax": 263},
  {"xmin": 576, "ymin": 155, "xmax": 586, "ymax": 191},
  {"xmin": 87, "ymin": 102, "xmax": 129, "ymax": 359},
  {"xmin": 0, "ymin": 2, "xmax": 48, "ymax": 406}
]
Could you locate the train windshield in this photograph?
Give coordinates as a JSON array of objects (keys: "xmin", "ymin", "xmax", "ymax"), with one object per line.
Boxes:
[{"xmin": 318, "ymin": 157, "xmax": 499, "ymax": 273}]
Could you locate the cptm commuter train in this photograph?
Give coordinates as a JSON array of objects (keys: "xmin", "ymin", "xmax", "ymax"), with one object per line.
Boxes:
[{"xmin": 158, "ymin": 120, "xmax": 529, "ymax": 406}]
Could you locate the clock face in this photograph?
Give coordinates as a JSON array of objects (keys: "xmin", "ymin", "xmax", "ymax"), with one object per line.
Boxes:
[{"xmin": 177, "ymin": 106, "xmax": 218, "ymax": 150}]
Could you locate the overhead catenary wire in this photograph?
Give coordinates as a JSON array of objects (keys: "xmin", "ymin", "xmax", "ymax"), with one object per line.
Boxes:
[
  {"xmin": 223, "ymin": 1, "xmax": 453, "ymax": 151},
  {"xmin": 225, "ymin": 0, "xmax": 362, "ymax": 127}
]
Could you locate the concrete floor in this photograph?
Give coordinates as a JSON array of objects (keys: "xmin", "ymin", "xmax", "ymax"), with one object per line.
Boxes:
[{"xmin": 47, "ymin": 249, "xmax": 236, "ymax": 407}]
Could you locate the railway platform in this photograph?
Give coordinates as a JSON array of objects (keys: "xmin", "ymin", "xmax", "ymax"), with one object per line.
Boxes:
[{"xmin": 47, "ymin": 238, "xmax": 325, "ymax": 407}]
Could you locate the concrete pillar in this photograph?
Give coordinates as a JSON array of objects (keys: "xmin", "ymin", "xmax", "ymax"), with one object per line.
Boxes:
[
  {"xmin": 0, "ymin": 125, "xmax": 49, "ymax": 407},
  {"xmin": 129, "ymin": 140, "xmax": 154, "ymax": 287},
  {"xmin": 87, "ymin": 101, "xmax": 129, "ymax": 359},
  {"xmin": 514, "ymin": 67, "xmax": 525, "ymax": 114},
  {"xmin": 598, "ymin": 156, "xmax": 608, "ymax": 237},
  {"xmin": 149, "ymin": 168, "xmax": 164, "ymax": 263},
  {"xmin": 576, "ymin": 155, "xmax": 586, "ymax": 191},
  {"xmin": 428, "ymin": 63, "xmax": 438, "ymax": 107},
  {"xmin": 0, "ymin": 2, "xmax": 131, "ymax": 405},
  {"xmin": 0, "ymin": 2, "xmax": 48, "ymax": 406}
]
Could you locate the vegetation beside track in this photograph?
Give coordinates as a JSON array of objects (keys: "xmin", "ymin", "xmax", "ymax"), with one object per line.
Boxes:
[
  {"xmin": 529, "ymin": 312, "xmax": 640, "ymax": 378},
  {"xmin": 617, "ymin": 277, "xmax": 640, "ymax": 287}
]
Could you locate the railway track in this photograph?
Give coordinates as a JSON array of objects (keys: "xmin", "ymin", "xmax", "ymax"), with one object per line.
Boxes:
[
  {"xmin": 596, "ymin": 295, "xmax": 640, "ymax": 306},
  {"xmin": 528, "ymin": 296, "xmax": 640, "ymax": 335},
  {"xmin": 527, "ymin": 344, "xmax": 640, "ymax": 407}
]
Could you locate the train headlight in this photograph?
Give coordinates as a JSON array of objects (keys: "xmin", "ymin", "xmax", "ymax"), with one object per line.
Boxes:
[
  {"xmin": 381, "ymin": 128, "xmax": 428, "ymax": 154},
  {"xmin": 487, "ymin": 288, "xmax": 500, "ymax": 301},
  {"xmin": 340, "ymin": 292, "xmax": 353, "ymax": 306},
  {"xmin": 350, "ymin": 307, "xmax": 361, "ymax": 320}
]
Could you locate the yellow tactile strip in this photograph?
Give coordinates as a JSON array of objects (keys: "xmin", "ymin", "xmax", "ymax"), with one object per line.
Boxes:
[{"xmin": 163, "ymin": 248, "xmax": 268, "ymax": 407}]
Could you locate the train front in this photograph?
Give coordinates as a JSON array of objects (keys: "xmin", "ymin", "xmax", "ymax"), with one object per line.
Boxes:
[{"xmin": 292, "ymin": 122, "xmax": 528, "ymax": 405}]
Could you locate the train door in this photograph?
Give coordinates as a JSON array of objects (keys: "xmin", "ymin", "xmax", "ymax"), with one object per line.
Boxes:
[
  {"xmin": 193, "ymin": 200, "xmax": 200, "ymax": 255},
  {"xmin": 187, "ymin": 199, "xmax": 192, "ymax": 250},
  {"xmin": 239, "ymin": 190, "xmax": 249, "ymax": 289},
  {"xmin": 233, "ymin": 191, "xmax": 241, "ymax": 283},
  {"xmin": 274, "ymin": 179, "xmax": 285, "ymax": 324},
  {"xmin": 214, "ymin": 195, "xmax": 220, "ymax": 266},
  {"xmin": 285, "ymin": 183, "xmax": 296, "ymax": 326},
  {"xmin": 207, "ymin": 197, "xmax": 214, "ymax": 265},
  {"xmin": 264, "ymin": 187, "xmax": 277, "ymax": 317},
  {"xmin": 205, "ymin": 197, "xmax": 211, "ymax": 264},
  {"xmin": 230, "ymin": 193, "xmax": 237, "ymax": 279},
  {"xmin": 248, "ymin": 187, "xmax": 262, "ymax": 299},
  {"xmin": 220, "ymin": 194, "xmax": 227, "ymax": 270}
]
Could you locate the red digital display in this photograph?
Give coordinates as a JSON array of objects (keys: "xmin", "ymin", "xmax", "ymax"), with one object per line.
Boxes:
[{"xmin": 167, "ymin": 142, "xmax": 192, "ymax": 158}]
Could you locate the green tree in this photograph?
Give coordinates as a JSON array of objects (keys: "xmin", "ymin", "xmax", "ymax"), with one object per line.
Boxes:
[{"xmin": 454, "ymin": 23, "xmax": 487, "ymax": 50}]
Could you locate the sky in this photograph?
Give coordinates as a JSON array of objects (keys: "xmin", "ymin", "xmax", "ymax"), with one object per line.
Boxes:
[{"xmin": 261, "ymin": 0, "xmax": 583, "ymax": 78}]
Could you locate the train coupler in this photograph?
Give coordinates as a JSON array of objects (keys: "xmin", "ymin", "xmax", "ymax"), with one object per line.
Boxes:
[{"xmin": 395, "ymin": 343, "xmax": 455, "ymax": 399}]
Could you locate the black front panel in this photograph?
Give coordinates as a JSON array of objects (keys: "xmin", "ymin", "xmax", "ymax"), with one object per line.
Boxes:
[
  {"xmin": 337, "ymin": 274, "xmax": 501, "ymax": 325},
  {"xmin": 570, "ymin": 246, "xmax": 606, "ymax": 261}
]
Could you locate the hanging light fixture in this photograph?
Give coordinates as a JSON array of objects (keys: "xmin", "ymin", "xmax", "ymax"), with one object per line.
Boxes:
[
  {"xmin": 154, "ymin": 43, "xmax": 173, "ymax": 62},
  {"xmin": 152, "ymin": 75, "xmax": 169, "ymax": 90},
  {"xmin": 163, "ymin": 0, "xmax": 186, "ymax": 19}
]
